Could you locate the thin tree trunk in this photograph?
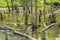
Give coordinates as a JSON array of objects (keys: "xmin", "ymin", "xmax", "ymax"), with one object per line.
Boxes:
[{"xmin": 4, "ymin": 30, "xmax": 8, "ymax": 40}]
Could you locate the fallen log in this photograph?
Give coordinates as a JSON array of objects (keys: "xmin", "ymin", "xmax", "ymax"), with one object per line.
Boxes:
[{"xmin": 0, "ymin": 25, "xmax": 37, "ymax": 40}]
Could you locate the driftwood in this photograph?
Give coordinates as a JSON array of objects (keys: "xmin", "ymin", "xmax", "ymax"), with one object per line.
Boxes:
[{"xmin": 0, "ymin": 25, "xmax": 36, "ymax": 40}]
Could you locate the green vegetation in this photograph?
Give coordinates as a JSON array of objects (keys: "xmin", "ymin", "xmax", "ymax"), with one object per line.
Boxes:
[
  {"xmin": 0, "ymin": 0, "xmax": 60, "ymax": 40},
  {"xmin": 0, "ymin": 0, "xmax": 60, "ymax": 7}
]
